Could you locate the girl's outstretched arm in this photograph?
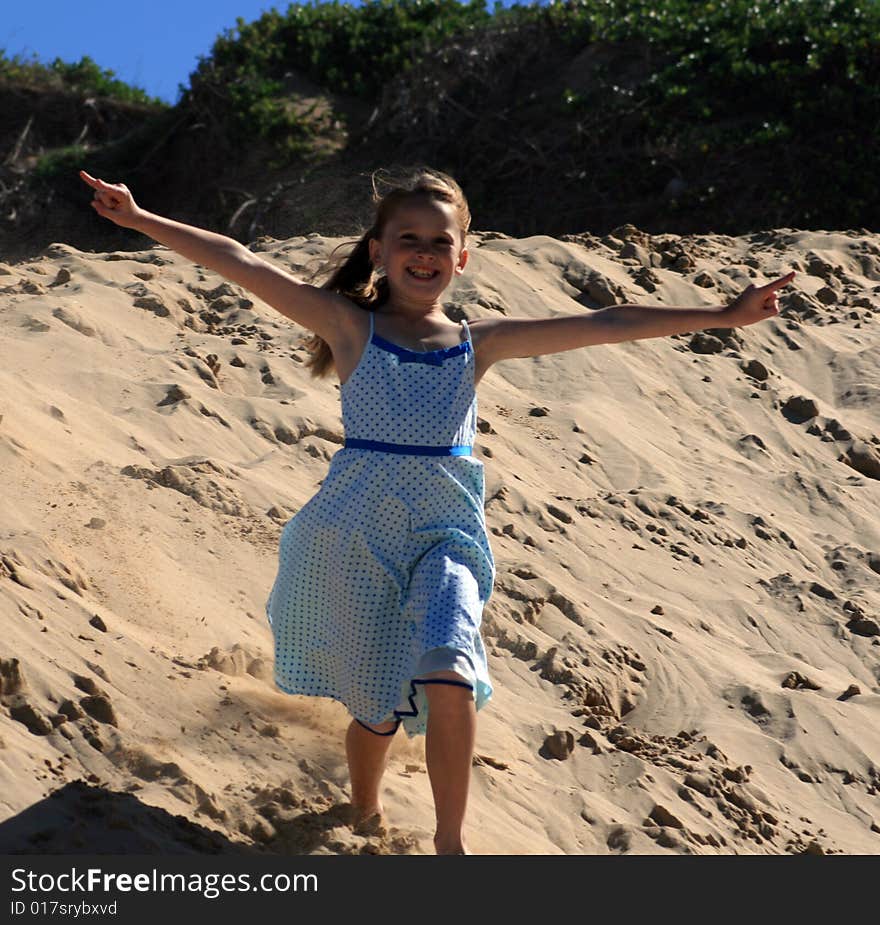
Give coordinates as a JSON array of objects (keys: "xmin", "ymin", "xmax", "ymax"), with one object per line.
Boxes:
[
  {"xmin": 78, "ymin": 170, "xmax": 354, "ymax": 345},
  {"xmin": 477, "ymin": 271, "xmax": 796, "ymax": 364}
]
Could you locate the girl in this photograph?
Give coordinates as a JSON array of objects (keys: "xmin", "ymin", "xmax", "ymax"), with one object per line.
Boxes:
[{"xmin": 79, "ymin": 166, "xmax": 794, "ymax": 854}]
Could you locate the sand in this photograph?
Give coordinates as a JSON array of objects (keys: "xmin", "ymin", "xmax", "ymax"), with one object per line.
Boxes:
[{"xmin": 0, "ymin": 224, "xmax": 878, "ymax": 855}]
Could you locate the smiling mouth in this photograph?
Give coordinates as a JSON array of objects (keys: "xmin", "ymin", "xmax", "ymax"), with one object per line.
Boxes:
[{"xmin": 407, "ymin": 267, "xmax": 439, "ymax": 279}]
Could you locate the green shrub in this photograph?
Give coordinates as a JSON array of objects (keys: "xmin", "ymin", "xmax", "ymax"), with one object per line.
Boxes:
[
  {"xmin": 0, "ymin": 50, "xmax": 165, "ymax": 106},
  {"xmin": 183, "ymin": 0, "xmax": 496, "ymax": 156},
  {"xmin": 9, "ymin": 1, "xmax": 880, "ymax": 233},
  {"xmin": 33, "ymin": 144, "xmax": 90, "ymax": 179}
]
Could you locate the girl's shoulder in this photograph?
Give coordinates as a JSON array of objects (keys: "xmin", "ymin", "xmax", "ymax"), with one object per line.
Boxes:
[{"xmin": 464, "ymin": 316, "xmax": 491, "ymax": 344}]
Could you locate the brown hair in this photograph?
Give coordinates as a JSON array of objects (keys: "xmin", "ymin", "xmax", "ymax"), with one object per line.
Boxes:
[{"xmin": 301, "ymin": 166, "xmax": 471, "ymax": 379}]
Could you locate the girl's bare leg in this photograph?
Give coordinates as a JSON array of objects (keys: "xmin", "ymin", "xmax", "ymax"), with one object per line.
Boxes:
[
  {"xmin": 345, "ymin": 718, "xmax": 396, "ymax": 825},
  {"xmin": 422, "ymin": 671, "xmax": 476, "ymax": 855}
]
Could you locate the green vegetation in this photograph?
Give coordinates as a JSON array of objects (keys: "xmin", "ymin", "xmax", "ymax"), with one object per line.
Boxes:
[
  {"xmin": 183, "ymin": 0, "xmax": 494, "ymax": 161},
  {"xmin": 538, "ymin": 0, "xmax": 880, "ymax": 224},
  {"xmin": 33, "ymin": 144, "xmax": 90, "ymax": 180},
  {"xmin": 178, "ymin": 0, "xmax": 879, "ymax": 226},
  {"xmin": 0, "ymin": 50, "xmax": 166, "ymax": 106},
  {"xmin": 200, "ymin": 0, "xmax": 491, "ymax": 98},
  {"xmin": 3, "ymin": 0, "xmax": 879, "ymax": 236}
]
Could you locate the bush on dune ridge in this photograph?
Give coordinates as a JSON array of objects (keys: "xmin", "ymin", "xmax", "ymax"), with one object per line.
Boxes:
[
  {"xmin": 0, "ymin": 51, "xmax": 164, "ymax": 106},
  {"xmin": 1, "ymin": 0, "xmax": 878, "ymax": 250}
]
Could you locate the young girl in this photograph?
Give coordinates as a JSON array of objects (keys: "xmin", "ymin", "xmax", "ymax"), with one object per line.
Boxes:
[{"xmin": 79, "ymin": 165, "xmax": 794, "ymax": 854}]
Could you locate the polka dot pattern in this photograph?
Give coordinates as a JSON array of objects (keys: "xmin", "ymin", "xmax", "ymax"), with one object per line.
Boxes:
[{"xmin": 265, "ymin": 313, "xmax": 496, "ymax": 737}]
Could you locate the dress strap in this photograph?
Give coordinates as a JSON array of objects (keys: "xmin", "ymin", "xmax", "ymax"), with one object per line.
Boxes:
[{"xmin": 460, "ymin": 318, "xmax": 470, "ymax": 345}]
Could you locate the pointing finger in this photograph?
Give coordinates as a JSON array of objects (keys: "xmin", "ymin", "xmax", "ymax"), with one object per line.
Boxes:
[
  {"xmin": 79, "ymin": 169, "xmax": 118, "ymax": 192},
  {"xmin": 764, "ymin": 271, "xmax": 796, "ymax": 290}
]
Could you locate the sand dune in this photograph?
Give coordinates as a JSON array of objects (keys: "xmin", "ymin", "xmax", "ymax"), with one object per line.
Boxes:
[{"xmin": 1, "ymin": 225, "xmax": 878, "ymax": 854}]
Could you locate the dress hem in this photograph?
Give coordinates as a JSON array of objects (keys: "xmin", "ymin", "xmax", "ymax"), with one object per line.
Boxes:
[{"xmin": 272, "ymin": 674, "xmax": 492, "ymax": 739}]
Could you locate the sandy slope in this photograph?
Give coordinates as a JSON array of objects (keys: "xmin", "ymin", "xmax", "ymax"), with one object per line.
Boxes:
[{"xmin": 0, "ymin": 224, "xmax": 878, "ymax": 855}]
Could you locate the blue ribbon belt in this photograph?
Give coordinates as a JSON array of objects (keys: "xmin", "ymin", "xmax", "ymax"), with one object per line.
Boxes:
[{"xmin": 344, "ymin": 438, "xmax": 472, "ymax": 456}]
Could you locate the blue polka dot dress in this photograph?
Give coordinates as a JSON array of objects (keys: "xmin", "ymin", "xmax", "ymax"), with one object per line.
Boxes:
[{"xmin": 265, "ymin": 310, "xmax": 496, "ymax": 737}]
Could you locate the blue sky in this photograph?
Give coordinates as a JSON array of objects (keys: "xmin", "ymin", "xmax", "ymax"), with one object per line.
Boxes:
[{"xmin": 3, "ymin": 0, "xmax": 523, "ymax": 104}]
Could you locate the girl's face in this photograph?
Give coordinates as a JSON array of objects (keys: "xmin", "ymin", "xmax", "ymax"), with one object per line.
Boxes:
[{"xmin": 369, "ymin": 197, "xmax": 468, "ymax": 303}]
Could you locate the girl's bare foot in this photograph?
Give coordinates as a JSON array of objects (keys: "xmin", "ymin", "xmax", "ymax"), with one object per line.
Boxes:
[
  {"xmin": 351, "ymin": 803, "xmax": 387, "ymax": 836},
  {"xmin": 434, "ymin": 835, "xmax": 470, "ymax": 854}
]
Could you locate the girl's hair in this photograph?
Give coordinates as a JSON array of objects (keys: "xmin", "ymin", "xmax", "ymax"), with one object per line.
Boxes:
[{"xmin": 301, "ymin": 166, "xmax": 471, "ymax": 379}]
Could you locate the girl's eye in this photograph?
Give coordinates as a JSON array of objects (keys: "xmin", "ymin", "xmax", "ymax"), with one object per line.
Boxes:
[{"xmin": 400, "ymin": 233, "xmax": 453, "ymax": 245}]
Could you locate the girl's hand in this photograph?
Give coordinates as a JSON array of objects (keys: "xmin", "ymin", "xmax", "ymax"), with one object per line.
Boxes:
[
  {"xmin": 79, "ymin": 170, "xmax": 143, "ymax": 229},
  {"xmin": 721, "ymin": 271, "xmax": 796, "ymax": 327}
]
